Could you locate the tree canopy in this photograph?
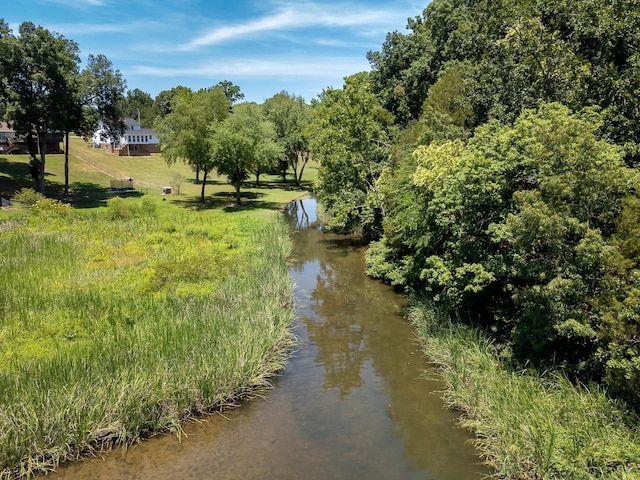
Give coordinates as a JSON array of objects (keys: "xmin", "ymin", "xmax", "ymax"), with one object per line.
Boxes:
[
  {"xmin": 80, "ymin": 53, "xmax": 127, "ymax": 145},
  {"xmin": 308, "ymin": 72, "xmax": 395, "ymax": 239},
  {"xmin": 154, "ymin": 87, "xmax": 230, "ymax": 203},
  {"xmin": 263, "ymin": 91, "xmax": 312, "ymax": 186},
  {"xmin": 121, "ymin": 88, "xmax": 158, "ymax": 127},
  {"xmin": 210, "ymin": 102, "xmax": 282, "ymax": 206}
]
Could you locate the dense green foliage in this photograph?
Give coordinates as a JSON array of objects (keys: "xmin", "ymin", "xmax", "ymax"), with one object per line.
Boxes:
[
  {"xmin": 210, "ymin": 102, "xmax": 283, "ymax": 205},
  {"xmin": 263, "ymin": 91, "xmax": 313, "ymax": 186},
  {"xmin": 308, "ymin": 72, "xmax": 395, "ymax": 239},
  {"xmin": 367, "ymin": 0, "xmax": 640, "ymax": 166},
  {"xmin": 371, "ymin": 105, "xmax": 638, "ymax": 389},
  {"xmin": 154, "ymin": 87, "xmax": 230, "ymax": 202},
  {"xmin": 0, "ymin": 197, "xmax": 296, "ymax": 478},
  {"xmin": 309, "ymin": 0, "xmax": 640, "ymax": 414},
  {"xmin": 120, "ymin": 88, "xmax": 159, "ymax": 127}
]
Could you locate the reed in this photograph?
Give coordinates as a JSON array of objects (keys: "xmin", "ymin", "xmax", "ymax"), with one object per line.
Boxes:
[
  {"xmin": 408, "ymin": 302, "xmax": 640, "ymax": 479},
  {"xmin": 0, "ymin": 197, "xmax": 296, "ymax": 479}
]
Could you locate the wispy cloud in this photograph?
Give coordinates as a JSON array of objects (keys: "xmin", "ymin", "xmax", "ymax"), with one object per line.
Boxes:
[
  {"xmin": 177, "ymin": 2, "xmax": 407, "ymax": 51},
  {"xmin": 129, "ymin": 55, "xmax": 370, "ymax": 79},
  {"xmin": 46, "ymin": 22, "xmax": 130, "ymax": 36},
  {"xmin": 42, "ymin": 0, "xmax": 110, "ymax": 7}
]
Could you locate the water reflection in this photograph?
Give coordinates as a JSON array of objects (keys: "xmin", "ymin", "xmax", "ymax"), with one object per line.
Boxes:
[{"xmin": 286, "ymin": 197, "xmax": 489, "ymax": 478}]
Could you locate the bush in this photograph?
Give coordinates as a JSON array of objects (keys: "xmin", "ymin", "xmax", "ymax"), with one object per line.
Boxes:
[
  {"xmin": 106, "ymin": 196, "xmax": 132, "ymax": 219},
  {"xmin": 13, "ymin": 188, "xmax": 44, "ymax": 207},
  {"xmin": 106, "ymin": 196, "xmax": 158, "ymax": 220},
  {"xmin": 31, "ymin": 198, "xmax": 70, "ymax": 219}
]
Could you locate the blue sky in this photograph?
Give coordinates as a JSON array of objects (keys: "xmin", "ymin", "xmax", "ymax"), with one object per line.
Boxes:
[{"xmin": 3, "ymin": 0, "xmax": 425, "ymax": 103}]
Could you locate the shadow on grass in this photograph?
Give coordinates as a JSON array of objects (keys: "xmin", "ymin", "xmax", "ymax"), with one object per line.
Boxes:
[
  {"xmin": 253, "ymin": 178, "xmax": 314, "ymax": 191},
  {"xmin": 0, "ymin": 157, "xmax": 32, "ymax": 198},
  {"xmin": 0, "ymin": 157, "xmax": 117, "ymax": 208},
  {"xmin": 173, "ymin": 188, "xmax": 282, "ymax": 212},
  {"xmin": 46, "ymin": 182, "xmax": 143, "ymax": 208}
]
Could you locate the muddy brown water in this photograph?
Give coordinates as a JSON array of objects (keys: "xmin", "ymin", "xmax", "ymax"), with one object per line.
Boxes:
[{"xmin": 46, "ymin": 198, "xmax": 490, "ymax": 480}]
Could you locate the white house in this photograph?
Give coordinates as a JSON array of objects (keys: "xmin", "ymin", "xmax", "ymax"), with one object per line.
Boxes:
[{"xmin": 92, "ymin": 117, "xmax": 160, "ymax": 156}]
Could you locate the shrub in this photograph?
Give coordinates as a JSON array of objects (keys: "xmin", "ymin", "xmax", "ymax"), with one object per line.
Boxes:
[
  {"xmin": 31, "ymin": 198, "xmax": 70, "ymax": 219},
  {"xmin": 13, "ymin": 188, "xmax": 44, "ymax": 207}
]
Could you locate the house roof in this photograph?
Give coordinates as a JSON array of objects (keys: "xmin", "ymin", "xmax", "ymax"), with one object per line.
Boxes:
[{"xmin": 125, "ymin": 128, "xmax": 156, "ymax": 136}]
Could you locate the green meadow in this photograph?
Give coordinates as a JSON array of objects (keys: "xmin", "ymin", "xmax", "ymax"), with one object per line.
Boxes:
[{"xmin": 0, "ymin": 143, "xmax": 312, "ymax": 478}]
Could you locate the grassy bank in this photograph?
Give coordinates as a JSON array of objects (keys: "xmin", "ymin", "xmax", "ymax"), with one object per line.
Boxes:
[
  {"xmin": 408, "ymin": 302, "xmax": 640, "ymax": 479},
  {"xmin": 0, "ymin": 195, "xmax": 297, "ymax": 479}
]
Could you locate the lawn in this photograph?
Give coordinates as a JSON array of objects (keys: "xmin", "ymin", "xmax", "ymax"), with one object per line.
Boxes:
[{"xmin": 0, "ymin": 136, "xmax": 318, "ymax": 210}]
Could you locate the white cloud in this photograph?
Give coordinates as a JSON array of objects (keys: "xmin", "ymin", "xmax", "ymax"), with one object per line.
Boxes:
[
  {"xmin": 42, "ymin": 0, "xmax": 109, "ymax": 6},
  {"xmin": 46, "ymin": 22, "xmax": 130, "ymax": 36},
  {"xmin": 129, "ymin": 55, "xmax": 370, "ymax": 79},
  {"xmin": 177, "ymin": 2, "xmax": 410, "ymax": 51}
]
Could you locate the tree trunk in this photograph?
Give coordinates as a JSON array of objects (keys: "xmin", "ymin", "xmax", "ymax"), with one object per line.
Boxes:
[
  {"xmin": 290, "ymin": 154, "xmax": 299, "ymax": 187},
  {"xmin": 255, "ymin": 170, "xmax": 260, "ymax": 187},
  {"xmin": 37, "ymin": 132, "xmax": 46, "ymax": 194},
  {"xmin": 64, "ymin": 131, "xmax": 70, "ymax": 197},
  {"xmin": 235, "ymin": 180, "xmax": 241, "ymax": 206},
  {"xmin": 281, "ymin": 160, "xmax": 287, "ymax": 182},
  {"xmin": 296, "ymin": 152, "xmax": 310, "ymax": 187},
  {"xmin": 200, "ymin": 169, "xmax": 208, "ymax": 203}
]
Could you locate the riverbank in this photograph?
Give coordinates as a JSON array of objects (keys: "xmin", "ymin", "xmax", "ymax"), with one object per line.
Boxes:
[
  {"xmin": 408, "ymin": 301, "xmax": 640, "ymax": 479},
  {"xmin": 0, "ymin": 197, "xmax": 296, "ymax": 479}
]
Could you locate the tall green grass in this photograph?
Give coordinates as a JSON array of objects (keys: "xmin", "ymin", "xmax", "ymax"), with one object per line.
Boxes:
[
  {"xmin": 0, "ymin": 197, "xmax": 296, "ymax": 479},
  {"xmin": 409, "ymin": 302, "xmax": 640, "ymax": 479}
]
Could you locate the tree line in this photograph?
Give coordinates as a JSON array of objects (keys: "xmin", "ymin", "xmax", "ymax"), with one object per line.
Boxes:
[
  {"xmin": 0, "ymin": 20, "xmax": 127, "ymax": 196},
  {"xmin": 0, "ymin": 19, "xmax": 315, "ymax": 205},
  {"xmin": 153, "ymin": 87, "xmax": 312, "ymax": 204},
  {"xmin": 307, "ymin": 0, "xmax": 640, "ymax": 410}
]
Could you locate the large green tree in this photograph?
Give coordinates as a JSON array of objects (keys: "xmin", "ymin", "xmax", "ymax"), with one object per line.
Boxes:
[
  {"xmin": 154, "ymin": 87, "xmax": 230, "ymax": 203},
  {"xmin": 263, "ymin": 91, "xmax": 312, "ymax": 186},
  {"xmin": 308, "ymin": 72, "xmax": 394, "ymax": 239},
  {"xmin": 209, "ymin": 102, "xmax": 282, "ymax": 206},
  {"xmin": 0, "ymin": 21, "xmax": 81, "ymax": 194},
  {"xmin": 81, "ymin": 54, "xmax": 127, "ymax": 147},
  {"xmin": 0, "ymin": 20, "xmax": 14, "ymax": 119},
  {"xmin": 121, "ymin": 88, "xmax": 158, "ymax": 127}
]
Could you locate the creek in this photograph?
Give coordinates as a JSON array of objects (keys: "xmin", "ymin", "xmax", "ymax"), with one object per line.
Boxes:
[{"xmin": 48, "ymin": 197, "xmax": 489, "ymax": 479}]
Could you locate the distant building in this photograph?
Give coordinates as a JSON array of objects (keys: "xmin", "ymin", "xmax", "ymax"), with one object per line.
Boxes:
[
  {"xmin": 92, "ymin": 118, "xmax": 160, "ymax": 156},
  {"xmin": 0, "ymin": 121, "xmax": 63, "ymax": 155}
]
